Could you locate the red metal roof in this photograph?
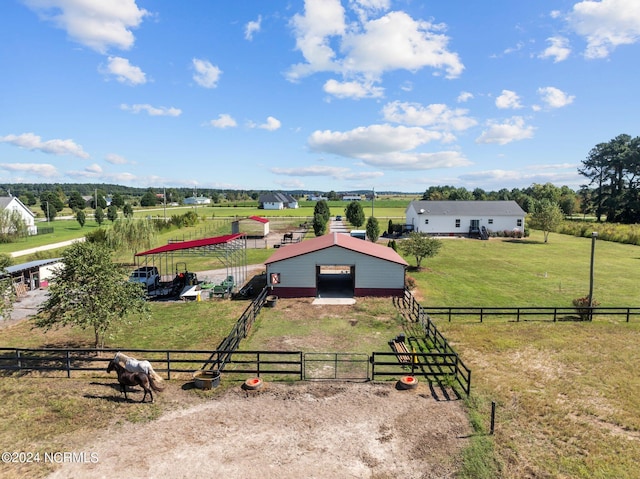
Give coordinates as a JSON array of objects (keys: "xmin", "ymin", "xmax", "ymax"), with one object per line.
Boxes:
[
  {"xmin": 135, "ymin": 233, "xmax": 244, "ymax": 256},
  {"xmin": 265, "ymin": 232, "xmax": 408, "ymax": 266},
  {"xmin": 248, "ymin": 216, "xmax": 269, "ymax": 224}
]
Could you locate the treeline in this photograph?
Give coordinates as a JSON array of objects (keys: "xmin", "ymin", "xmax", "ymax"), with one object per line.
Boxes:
[
  {"xmin": 578, "ymin": 133, "xmax": 640, "ymax": 224},
  {"xmin": 421, "ymin": 183, "xmax": 580, "ymax": 215}
]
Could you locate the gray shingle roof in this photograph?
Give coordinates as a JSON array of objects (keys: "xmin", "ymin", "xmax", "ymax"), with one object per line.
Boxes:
[{"xmin": 408, "ymin": 200, "xmax": 525, "ymax": 216}]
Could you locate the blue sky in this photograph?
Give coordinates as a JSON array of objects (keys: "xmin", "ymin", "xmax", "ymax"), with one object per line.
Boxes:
[{"xmin": 1, "ymin": 0, "xmax": 639, "ymax": 193}]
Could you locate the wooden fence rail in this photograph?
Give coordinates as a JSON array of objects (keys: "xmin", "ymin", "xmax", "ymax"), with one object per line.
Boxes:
[
  {"xmin": 421, "ymin": 306, "xmax": 640, "ymax": 323},
  {"xmin": 0, "ymin": 347, "xmax": 303, "ymax": 380}
]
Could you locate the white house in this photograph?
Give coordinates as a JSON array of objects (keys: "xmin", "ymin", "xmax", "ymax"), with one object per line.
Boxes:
[
  {"xmin": 184, "ymin": 196, "xmax": 211, "ymax": 205},
  {"xmin": 259, "ymin": 192, "xmax": 298, "ymax": 210},
  {"xmin": 0, "ymin": 196, "xmax": 37, "ymax": 235},
  {"xmin": 406, "ymin": 200, "xmax": 526, "ymax": 237},
  {"xmin": 342, "ymin": 194, "xmax": 362, "ymax": 201}
]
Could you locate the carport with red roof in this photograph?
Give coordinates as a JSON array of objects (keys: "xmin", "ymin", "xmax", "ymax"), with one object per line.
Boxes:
[{"xmin": 134, "ymin": 233, "xmax": 248, "ymax": 293}]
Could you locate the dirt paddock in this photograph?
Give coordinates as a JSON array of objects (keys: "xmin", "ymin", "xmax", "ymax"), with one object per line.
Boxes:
[{"xmin": 48, "ymin": 381, "xmax": 471, "ymax": 479}]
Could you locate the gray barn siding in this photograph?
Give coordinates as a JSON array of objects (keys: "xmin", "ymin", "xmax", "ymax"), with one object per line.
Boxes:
[{"xmin": 266, "ymin": 246, "xmax": 404, "ymax": 291}]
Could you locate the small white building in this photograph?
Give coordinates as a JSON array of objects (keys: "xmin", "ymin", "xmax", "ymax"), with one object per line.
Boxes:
[
  {"xmin": 184, "ymin": 196, "xmax": 211, "ymax": 205},
  {"xmin": 231, "ymin": 216, "xmax": 270, "ymax": 237},
  {"xmin": 0, "ymin": 196, "xmax": 37, "ymax": 235},
  {"xmin": 342, "ymin": 195, "xmax": 362, "ymax": 201},
  {"xmin": 265, "ymin": 232, "xmax": 408, "ymax": 298},
  {"xmin": 406, "ymin": 200, "xmax": 525, "ymax": 237},
  {"xmin": 259, "ymin": 192, "xmax": 298, "ymax": 210}
]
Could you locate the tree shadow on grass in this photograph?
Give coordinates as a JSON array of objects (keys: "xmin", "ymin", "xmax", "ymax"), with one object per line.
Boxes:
[{"xmin": 502, "ymin": 239, "xmax": 546, "ymax": 245}]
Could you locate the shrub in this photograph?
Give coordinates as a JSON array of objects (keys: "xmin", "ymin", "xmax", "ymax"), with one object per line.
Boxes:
[
  {"xmin": 572, "ymin": 296, "xmax": 600, "ymax": 321},
  {"xmin": 405, "ymin": 275, "xmax": 416, "ymax": 291}
]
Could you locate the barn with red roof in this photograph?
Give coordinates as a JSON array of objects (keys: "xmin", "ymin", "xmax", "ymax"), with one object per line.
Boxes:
[{"xmin": 265, "ymin": 232, "xmax": 408, "ymax": 298}]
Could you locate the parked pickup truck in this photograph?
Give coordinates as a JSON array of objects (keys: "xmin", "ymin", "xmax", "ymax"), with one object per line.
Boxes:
[{"xmin": 129, "ymin": 266, "xmax": 160, "ymax": 290}]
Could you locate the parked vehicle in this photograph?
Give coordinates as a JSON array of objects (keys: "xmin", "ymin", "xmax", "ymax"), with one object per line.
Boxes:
[{"xmin": 129, "ymin": 266, "xmax": 160, "ymax": 290}]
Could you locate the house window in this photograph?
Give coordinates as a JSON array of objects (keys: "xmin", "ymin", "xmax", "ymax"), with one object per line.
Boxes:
[
  {"xmin": 517, "ymin": 219, "xmax": 522, "ymax": 227},
  {"xmin": 424, "ymin": 219, "xmax": 429, "ymax": 224},
  {"xmin": 488, "ymin": 219, "xmax": 494, "ymax": 224},
  {"xmin": 270, "ymin": 273, "xmax": 280, "ymax": 285},
  {"xmin": 455, "ymin": 219, "xmax": 461, "ymax": 228}
]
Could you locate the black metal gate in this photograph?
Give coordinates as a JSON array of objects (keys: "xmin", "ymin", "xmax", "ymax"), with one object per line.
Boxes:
[{"xmin": 303, "ymin": 352, "xmax": 369, "ymax": 381}]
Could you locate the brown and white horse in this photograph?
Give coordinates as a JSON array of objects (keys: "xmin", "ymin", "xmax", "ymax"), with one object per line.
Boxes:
[{"xmin": 107, "ymin": 360, "xmax": 164, "ymax": 403}]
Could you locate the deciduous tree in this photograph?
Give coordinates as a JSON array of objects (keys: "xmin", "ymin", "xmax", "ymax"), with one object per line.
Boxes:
[
  {"xmin": 345, "ymin": 201, "xmax": 365, "ymax": 228},
  {"xmin": 35, "ymin": 242, "xmax": 150, "ymax": 348},
  {"xmin": 399, "ymin": 232, "xmax": 443, "ymax": 269},
  {"xmin": 528, "ymin": 199, "xmax": 564, "ymax": 243},
  {"xmin": 366, "ymin": 216, "xmax": 380, "ymax": 242}
]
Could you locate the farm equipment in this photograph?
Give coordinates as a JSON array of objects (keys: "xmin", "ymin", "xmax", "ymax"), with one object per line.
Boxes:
[{"xmin": 171, "ymin": 263, "xmax": 200, "ymax": 299}]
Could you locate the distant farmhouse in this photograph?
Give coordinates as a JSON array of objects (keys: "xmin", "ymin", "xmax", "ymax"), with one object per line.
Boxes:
[
  {"xmin": 184, "ymin": 196, "xmax": 211, "ymax": 205},
  {"xmin": 406, "ymin": 200, "xmax": 525, "ymax": 238},
  {"xmin": 342, "ymin": 194, "xmax": 362, "ymax": 201},
  {"xmin": 259, "ymin": 192, "xmax": 298, "ymax": 210},
  {"xmin": 0, "ymin": 195, "xmax": 37, "ymax": 235}
]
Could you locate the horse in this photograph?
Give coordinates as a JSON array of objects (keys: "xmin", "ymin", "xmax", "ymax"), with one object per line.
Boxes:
[
  {"xmin": 113, "ymin": 352, "xmax": 164, "ymax": 385},
  {"xmin": 106, "ymin": 360, "xmax": 164, "ymax": 403}
]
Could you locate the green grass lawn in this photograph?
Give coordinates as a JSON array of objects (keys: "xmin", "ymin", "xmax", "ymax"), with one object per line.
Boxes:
[{"xmin": 406, "ymin": 229, "xmax": 639, "ymax": 308}]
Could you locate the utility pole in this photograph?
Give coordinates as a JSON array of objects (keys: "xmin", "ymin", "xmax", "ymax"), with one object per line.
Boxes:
[
  {"xmin": 588, "ymin": 231, "xmax": 598, "ymax": 320},
  {"xmin": 163, "ymin": 186, "xmax": 167, "ymax": 221},
  {"xmin": 371, "ymin": 187, "xmax": 375, "ymax": 217}
]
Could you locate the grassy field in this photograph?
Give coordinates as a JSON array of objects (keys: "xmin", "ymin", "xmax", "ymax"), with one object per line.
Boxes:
[{"xmin": 2, "ymin": 226, "xmax": 640, "ymax": 478}]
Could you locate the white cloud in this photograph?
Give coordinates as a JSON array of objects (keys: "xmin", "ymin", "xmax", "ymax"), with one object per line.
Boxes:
[
  {"xmin": 495, "ymin": 90, "xmax": 523, "ymax": 109},
  {"xmin": 288, "ymin": 0, "xmax": 346, "ymax": 80},
  {"xmin": 349, "ymin": 0, "xmax": 391, "ymax": 22},
  {"xmin": 360, "ymin": 150, "xmax": 471, "ymax": 170},
  {"xmin": 567, "ymin": 0, "xmax": 640, "ymax": 59},
  {"xmin": 120, "ymin": 104, "xmax": 181, "ymax": 116},
  {"xmin": 323, "ymin": 79, "xmax": 384, "ymax": 99},
  {"xmin": 0, "ymin": 162, "xmax": 59, "ymax": 178},
  {"xmin": 307, "ymin": 123, "xmax": 471, "ymax": 170},
  {"xmin": 271, "ymin": 165, "xmax": 350, "ymax": 177},
  {"xmin": 457, "ymin": 91, "xmax": 474, "ymax": 103},
  {"xmin": 537, "ymin": 86, "xmax": 575, "ymax": 109},
  {"xmin": 103, "ymin": 56, "xmax": 146, "ymax": 85},
  {"xmin": 245, "ymin": 15, "xmax": 262, "ymax": 40},
  {"xmin": 209, "ymin": 114, "xmax": 237, "ymax": 129},
  {"xmin": 105, "ymin": 153, "xmax": 132, "ymax": 165},
  {"xmin": 192, "ymin": 58, "xmax": 222, "ymax": 88},
  {"xmin": 341, "ymin": 11, "xmax": 464, "ymax": 79},
  {"xmin": 275, "ymin": 178, "xmax": 306, "ymax": 189},
  {"xmin": 539, "ymin": 36, "xmax": 571, "ymax": 62},
  {"xmin": 258, "ymin": 116, "xmax": 282, "ymax": 131},
  {"xmin": 382, "ymin": 101, "xmax": 477, "ymax": 131},
  {"xmin": 476, "ymin": 117, "xmax": 535, "ymax": 145},
  {"xmin": 309, "ymin": 124, "xmax": 443, "ymax": 157},
  {"xmin": 460, "ymin": 165, "xmax": 583, "ymax": 188},
  {"xmin": 271, "ymin": 164, "xmax": 384, "ymax": 181},
  {"xmin": 287, "ymin": 3, "xmax": 463, "ymax": 85},
  {"xmin": 24, "ymin": 0, "xmax": 148, "ymax": 53},
  {"xmin": 0, "ymin": 132, "xmax": 89, "ymax": 158}
]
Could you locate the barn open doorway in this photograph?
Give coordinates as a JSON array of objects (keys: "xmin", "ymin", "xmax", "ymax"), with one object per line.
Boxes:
[{"xmin": 316, "ymin": 265, "xmax": 354, "ymax": 298}]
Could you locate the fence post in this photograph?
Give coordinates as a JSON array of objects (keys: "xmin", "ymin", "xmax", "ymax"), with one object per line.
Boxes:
[
  {"xmin": 166, "ymin": 351, "xmax": 171, "ymax": 380},
  {"xmin": 256, "ymin": 352, "xmax": 261, "ymax": 377},
  {"xmin": 66, "ymin": 350, "xmax": 71, "ymax": 378},
  {"xmin": 370, "ymin": 353, "xmax": 375, "ymax": 381},
  {"xmin": 16, "ymin": 349, "xmax": 21, "ymax": 371},
  {"xmin": 490, "ymin": 401, "xmax": 496, "ymax": 434}
]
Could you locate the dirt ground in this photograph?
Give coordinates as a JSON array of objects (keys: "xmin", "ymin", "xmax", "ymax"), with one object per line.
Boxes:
[{"xmin": 48, "ymin": 381, "xmax": 471, "ymax": 479}]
